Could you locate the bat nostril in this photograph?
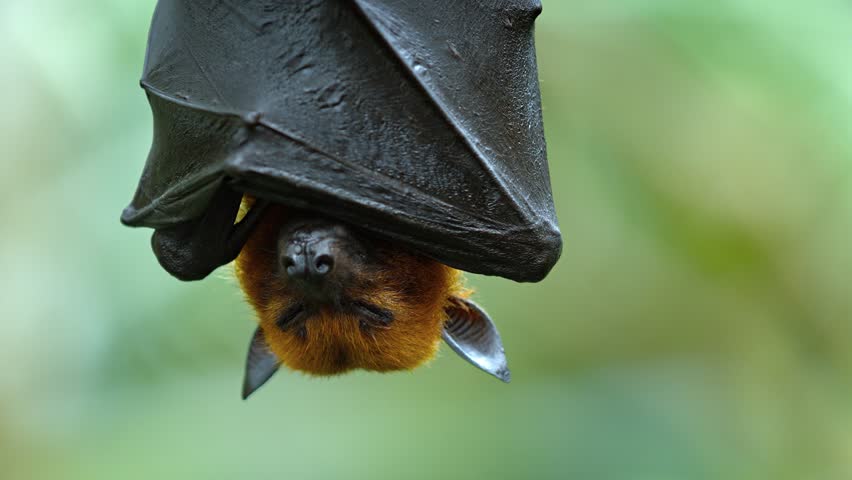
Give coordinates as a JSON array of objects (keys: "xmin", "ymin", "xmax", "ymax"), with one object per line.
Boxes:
[
  {"xmin": 314, "ymin": 254, "xmax": 334, "ymax": 275},
  {"xmin": 283, "ymin": 256, "xmax": 296, "ymax": 269},
  {"xmin": 283, "ymin": 254, "xmax": 305, "ymax": 279}
]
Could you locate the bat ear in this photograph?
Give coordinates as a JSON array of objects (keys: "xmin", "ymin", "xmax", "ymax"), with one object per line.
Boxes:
[
  {"xmin": 442, "ymin": 298, "xmax": 510, "ymax": 383},
  {"xmin": 242, "ymin": 327, "xmax": 281, "ymax": 400}
]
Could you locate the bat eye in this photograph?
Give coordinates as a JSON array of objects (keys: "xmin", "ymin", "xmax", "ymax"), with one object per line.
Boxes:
[
  {"xmin": 282, "ymin": 256, "xmax": 296, "ymax": 269},
  {"xmin": 314, "ymin": 254, "xmax": 334, "ymax": 274}
]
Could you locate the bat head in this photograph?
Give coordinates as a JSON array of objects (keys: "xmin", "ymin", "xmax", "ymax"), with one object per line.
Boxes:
[{"xmin": 236, "ymin": 202, "xmax": 510, "ymax": 399}]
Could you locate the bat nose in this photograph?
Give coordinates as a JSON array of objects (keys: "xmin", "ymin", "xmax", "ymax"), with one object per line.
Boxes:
[{"xmin": 283, "ymin": 240, "xmax": 335, "ymax": 283}]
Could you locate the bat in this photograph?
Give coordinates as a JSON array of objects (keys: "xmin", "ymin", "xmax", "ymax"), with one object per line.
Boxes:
[{"xmin": 121, "ymin": 0, "xmax": 561, "ymax": 397}]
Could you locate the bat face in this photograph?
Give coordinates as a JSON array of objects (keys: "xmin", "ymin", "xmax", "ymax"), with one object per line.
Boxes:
[{"xmin": 236, "ymin": 204, "xmax": 466, "ymax": 377}]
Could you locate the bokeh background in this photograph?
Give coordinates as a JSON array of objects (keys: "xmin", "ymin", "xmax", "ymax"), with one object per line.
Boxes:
[{"xmin": 2, "ymin": 1, "xmax": 851, "ymax": 478}]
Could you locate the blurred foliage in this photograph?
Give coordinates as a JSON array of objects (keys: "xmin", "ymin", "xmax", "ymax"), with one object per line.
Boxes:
[{"xmin": 2, "ymin": 0, "xmax": 852, "ymax": 479}]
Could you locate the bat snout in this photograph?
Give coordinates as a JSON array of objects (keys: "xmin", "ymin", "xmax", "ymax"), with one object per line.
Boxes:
[
  {"xmin": 277, "ymin": 219, "xmax": 371, "ymax": 301},
  {"xmin": 283, "ymin": 237, "xmax": 336, "ymax": 284}
]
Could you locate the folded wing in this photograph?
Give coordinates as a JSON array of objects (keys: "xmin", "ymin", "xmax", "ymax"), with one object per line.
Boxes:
[{"xmin": 122, "ymin": 0, "xmax": 561, "ymax": 282}]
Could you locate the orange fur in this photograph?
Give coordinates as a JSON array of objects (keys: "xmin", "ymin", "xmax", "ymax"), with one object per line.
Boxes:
[{"xmin": 234, "ymin": 203, "xmax": 470, "ymax": 376}]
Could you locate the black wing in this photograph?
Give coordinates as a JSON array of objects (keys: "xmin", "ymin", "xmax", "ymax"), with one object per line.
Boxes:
[{"xmin": 121, "ymin": 0, "xmax": 561, "ymax": 282}]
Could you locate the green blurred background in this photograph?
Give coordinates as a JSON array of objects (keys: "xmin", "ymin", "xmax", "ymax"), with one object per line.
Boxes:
[{"xmin": 2, "ymin": 1, "xmax": 852, "ymax": 478}]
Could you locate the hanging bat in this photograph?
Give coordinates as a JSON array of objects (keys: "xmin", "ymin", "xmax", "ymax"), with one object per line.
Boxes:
[{"xmin": 121, "ymin": 0, "xmax": 561, "ymax": 398}]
